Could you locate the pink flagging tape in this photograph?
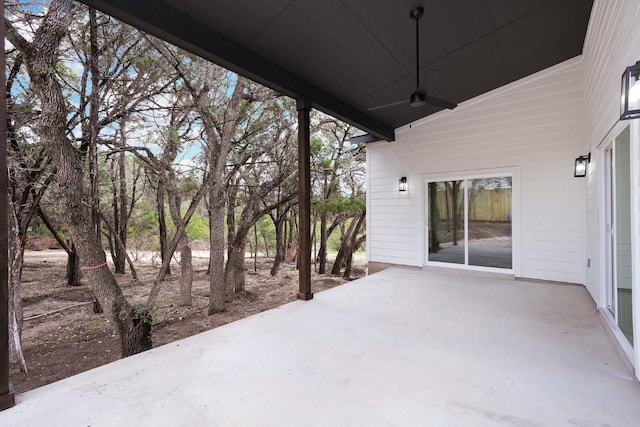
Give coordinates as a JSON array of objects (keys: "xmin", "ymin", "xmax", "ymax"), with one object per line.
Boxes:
[{"xmin": 81, "ymin": 262, "xmax": 108, "ymax": 271}]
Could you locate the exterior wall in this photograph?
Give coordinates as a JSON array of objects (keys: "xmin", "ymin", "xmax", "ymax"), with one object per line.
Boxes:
[
  {"xmin": 367, "ymin": 57, "xmax": 585, "ymax": 283},
  {"xmin": 583, "ymin": 0, "xmax": 640, "ymax": 297},
  {"xmin": 583, "ymin": 0, "xmax": 640, "ymax": 375}
]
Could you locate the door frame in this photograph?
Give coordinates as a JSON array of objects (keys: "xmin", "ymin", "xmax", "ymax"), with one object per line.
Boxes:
[
  {"xmin": 421, "ymin": 166, "xmax": 520, "ymax": 275},
  {"xmin": 603, "ymin": 144, "xmax": 616, "ymax": 316},
  {"xmin": 597, "ymin": 121, "xmax": 635, "ymax": 363}
]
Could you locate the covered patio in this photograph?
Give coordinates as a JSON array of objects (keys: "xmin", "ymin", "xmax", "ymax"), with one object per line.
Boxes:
[
  {"xmin": 1, "ymin": 268, "xmax": 638, "ymax": 426},
  {"xmin": 0, "ymin": 0, "xmax": 601, "ymax": 409}
]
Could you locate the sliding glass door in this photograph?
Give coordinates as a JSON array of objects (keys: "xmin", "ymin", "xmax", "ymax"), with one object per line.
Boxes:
[
  {"xmin": 427, "ymin": 175, "xmax": 513, "ymax": 270},
  {"xmin": 605, "ymin": 126, "xmax": 633, "ymax": 347}
]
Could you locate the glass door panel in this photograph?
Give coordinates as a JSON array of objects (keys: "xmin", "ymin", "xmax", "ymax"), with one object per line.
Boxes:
[
  {"xmin": 614, "ymin": 127, "xmax": 633, "ymax": 346},
  {"xmin": 605, "ymin": 147, "xmax": 616, "ymax": 315},
  {"xmin": 428, "ymin": 180, "xmax": 465, "ymax": 264},
  {"xmin": 468, "ymin": 177, "xmax": 513, "ymax": 269}
]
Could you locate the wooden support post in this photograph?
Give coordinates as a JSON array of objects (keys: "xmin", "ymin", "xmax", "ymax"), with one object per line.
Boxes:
[
  {"xmin": 0, "ymin": 0, "xmax": 16, "ymax": 411},
  {"xmin": 296, "ymin": 99, "xmax": 313, "ymax": 301}
]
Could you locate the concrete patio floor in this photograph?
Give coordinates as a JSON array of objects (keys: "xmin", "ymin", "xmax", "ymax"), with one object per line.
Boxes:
[{"xmin": 2, "ymin": 267, "xmax": 639, "ymax": 426}]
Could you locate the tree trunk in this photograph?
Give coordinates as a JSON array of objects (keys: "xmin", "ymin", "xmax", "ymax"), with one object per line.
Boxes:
[
  {"xmin": 208, "ymin": 195, "xmax": 226, "ymax": 314},
  {"xmin": 343, "ymin": 235, "xmax": 366, "ymax": 279},
  {"xmin": 118, "ymin": 311, "xmax": 152, "ymax": 356},
  {"xmin": 106, "ymin": 227, "xmax": 117, "ymax": 270},
  {"xmin": 225, "ymin": 238, "xmax": 246, "ymax": 294},
  {"xmin": 342, "ymin": 211, "xmax": 366, "ymax": 279},
  {"xmin": 113, "ymin": 123, "xmax": 128, "ymax": 274},
  {"xmin": 156, "ymin": 183, "xmax": 170, "ymax": 275},
  {"xmin": 178, "ymin": 236, "xmax": 194, "ymax": 306},
  {"xmin": 318, "ymin": 211, "xmax": 328, "ymax": 274},
  {"xmin": 261, "ymin": 231, "xmax": 270, "ymax": 259},
  {"xmin": 331, "ymin": 210, "xmax": 365, "ymax": 276},
  {"xmin": 179, "ymin": 236, "xmax": 193, "ymax": 306},
  {"xmin": 102, "ymin": 215, "xmax": 138, "ymax": 281},
  {"xmin": 66, "ymin": 243, "xmax": 81, "ymax": 286},
  {"xmin": 342, "ymin": 242, "xmax": 355, "ymax": 279},
  {"xmin": 270, "ymin": 217, "xmax": 284, "ymax": 276},
  {"xmin": 286, "ymin": 212, "xmax": 297, "ymax": 263},
  {"xmin": 283, "ymin": 213, "xmax": 289, "ymax": 260},
  {"xmin": 311, "ymin": 214, "xmax": 317, "ymax": 272},
  {"xmin": 8, "ymin": 205, "xmax": 27, "ymax": 372},
  {"xmin": 5, "ymin": 0, "xmax": 152, "ymax": 356},
  {"xmin": 330, "ymin": 241, "xmax": 346, "ymax": 276},
  {"xmin": 146, "ymin": 184, "xmax": 207, "ymax": 310},
  {"xmin": 253, "ymin": 223, "xmax": 258, "ymax": 271},
  {"xmin": 88, "ymin": 7, "xmax": 102, "ymax": 247},
  {"xmin": 165, "ymin": 173, "xmax": 195, "ymax": 306}
]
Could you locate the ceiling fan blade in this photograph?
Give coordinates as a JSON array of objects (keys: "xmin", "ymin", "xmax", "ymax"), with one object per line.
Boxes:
[
  {"xmin": 367, "ymin": 99, "xmax": 406, "ymax": 111},
  {"xmin": 425, "ymin": 95, "xmax": 457, "ymax": 110}
]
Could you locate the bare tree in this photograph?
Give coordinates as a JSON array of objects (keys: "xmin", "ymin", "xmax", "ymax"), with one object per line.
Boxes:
[
  {"xmin": 331, "ymin": 207, "xmax": 366, "ymax": 278},
  {"xmin": 224, "ymin": 97, "xmax": 298, "ymax": 294},
  {"xmin": 5, "ymin": 0, "xmax": 152, "ymax": 356},
  {"xmin": 310, "ymin": 118, "xmax": 365, "ymax": 276}
]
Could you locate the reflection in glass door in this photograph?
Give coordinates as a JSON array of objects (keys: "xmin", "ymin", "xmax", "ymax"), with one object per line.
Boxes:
[
  {"xmin": 468, "ymin": 178, "xmax": 512, "ymax": 269},
  {"xmin": 428, "ymin": 181, "xmax": 465, "ymax": 264},
  {"xmin": 427, "ymin": 176, "xmax": 512, "ymax": 270}
]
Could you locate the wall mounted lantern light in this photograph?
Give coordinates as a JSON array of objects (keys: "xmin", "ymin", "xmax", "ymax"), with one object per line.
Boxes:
[
  {"xmin": 621, "ymin": 61, "xmax": 640, "ymax": 120},
  {"xmin": 399, "ymin": 176, "xmax": 408, "ymax": 192},
  {"xmin": 574, "ymin": 153, "xmax": 590, "ymax": 178}
]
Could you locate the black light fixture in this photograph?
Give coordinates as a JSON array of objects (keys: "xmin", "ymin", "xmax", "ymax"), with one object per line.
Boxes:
[
  {"xmin": 621, "ymin": 61, "xmax": 640, "ymax": 120},
  {"xmin": 399, "ymin": 176, "xmax": 408, "ymax": 192},
  {"xmin": 574, "ymin": 153, "xmax": 590, "ymax": 178}
]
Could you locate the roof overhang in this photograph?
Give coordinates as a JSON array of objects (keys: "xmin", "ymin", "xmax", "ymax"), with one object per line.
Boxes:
[{"xmin": 79, "ymin": 0, "xmax": 594, "ymax": 142}]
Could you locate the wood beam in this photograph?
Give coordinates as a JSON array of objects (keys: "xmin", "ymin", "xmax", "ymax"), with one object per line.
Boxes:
[
  {"xmin": 0, "ymin": 0, "xmax": 16, "ymax": 411},
  {"xmin": 296, "ymin": 99, "xmax": 313, "ymax": 301}
]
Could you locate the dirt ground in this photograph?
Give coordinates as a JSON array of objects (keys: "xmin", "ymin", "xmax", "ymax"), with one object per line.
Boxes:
[{"xmin": 10, "ymin": 250, "xmax": 367, "ymax": 394}]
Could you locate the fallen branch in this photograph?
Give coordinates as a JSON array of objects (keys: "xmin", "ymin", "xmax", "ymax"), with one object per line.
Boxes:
[{"xmin": 24, "ymin": 302, "xmax": 92, "ymax": 322}]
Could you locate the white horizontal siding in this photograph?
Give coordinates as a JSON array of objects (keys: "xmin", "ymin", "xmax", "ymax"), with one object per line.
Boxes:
[
  {"xmin": 583, "ymin": 0, "xmax": 640, "ymax": 302},
  {"xmin": 367, "ymin": 56, "xmax": 585, "ymax": 283},
  {"xmin": 519, "ymin": 268, "xmax": 583, "ymax": 285},
  {"xmin": 521, "ymin": 249, "xmax": 583, "ymax": 264}
]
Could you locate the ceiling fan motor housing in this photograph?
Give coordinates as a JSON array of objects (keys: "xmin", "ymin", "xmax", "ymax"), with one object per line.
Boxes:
[
  {"xmin": 410, "ymin": 7, "xmax": 424, "ymax": 20},
  {"xmin": 410, "ymin": 92, "xmax": 427, "ymax": 107}
]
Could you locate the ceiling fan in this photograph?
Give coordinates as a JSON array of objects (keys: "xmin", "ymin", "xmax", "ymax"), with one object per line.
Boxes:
[{"xmin": 367, "ymin": 7, "xmax": 457, "ymax": 112}]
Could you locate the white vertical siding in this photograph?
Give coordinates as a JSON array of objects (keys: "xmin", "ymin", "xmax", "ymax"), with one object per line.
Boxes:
[
  {"xmin": 583, "ymin": 0, "xmax": 640, "ymax": 301},
  {"xmin": 367, "ymin": 57, "xmax": 585, "ymax": 283}
]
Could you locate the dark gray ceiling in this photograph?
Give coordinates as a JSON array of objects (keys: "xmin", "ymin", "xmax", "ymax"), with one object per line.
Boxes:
[{"xmin": 79, "ymin": 0, "xmax": 594, "ymax": 141}]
